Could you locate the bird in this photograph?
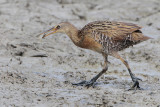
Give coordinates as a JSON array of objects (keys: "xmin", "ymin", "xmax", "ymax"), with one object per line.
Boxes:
[{"xmin": 39, "ymin": 21, "xmax": 151, "ymax": 90}]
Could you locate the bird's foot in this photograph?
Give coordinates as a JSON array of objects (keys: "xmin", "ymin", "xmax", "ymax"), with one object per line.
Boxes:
[
  {"xmin": 128, "ymin": 76, "xmax": 143, "ymax": 91},
  {"xmin": 72, "ymin": 79, "xmax": 96, "ymax": 88}
]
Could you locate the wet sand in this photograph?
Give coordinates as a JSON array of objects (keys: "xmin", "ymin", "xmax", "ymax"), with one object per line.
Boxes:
[{"xmin": 0, "ymin": 0, "xmax": 160, "ymax": 106}]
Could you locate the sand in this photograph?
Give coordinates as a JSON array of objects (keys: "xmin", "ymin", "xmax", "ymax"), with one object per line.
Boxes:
[{"xmin": 0, "ymin": 0, "xmax": 160, "ymax": 106}]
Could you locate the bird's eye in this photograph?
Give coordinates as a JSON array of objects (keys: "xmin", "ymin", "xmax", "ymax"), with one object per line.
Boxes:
[{"xmin": 57, "ymin": 25, "xmax": 61, "ymax": 29}]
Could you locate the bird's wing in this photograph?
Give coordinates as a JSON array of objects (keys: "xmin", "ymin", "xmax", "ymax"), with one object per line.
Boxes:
[{"xmin": 81, "ymin": 21, "xmax": 142, "ymax": 41}]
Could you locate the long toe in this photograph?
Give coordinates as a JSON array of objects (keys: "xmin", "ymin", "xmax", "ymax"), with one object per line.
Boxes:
[
  {"xmin": 72, "ymin": 80, "xmax": 87, "ymax": 86},
  {"xmin": 132, "ymin": 75, "xmax": 142, "ymax": 82},
  {"xmin": 72, "ymin": 80, "xmax": 96, "ymax": 88},
  {"xmin": 135, "ymin": 77, "xmax": 142, "ymax": 81}
]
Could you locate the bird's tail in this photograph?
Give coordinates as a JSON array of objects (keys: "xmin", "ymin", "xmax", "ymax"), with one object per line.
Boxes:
[
  {"xmin": 132, "ymin": 32, "xmax": 152, "ymax": 42},
  {"xmin": 141, "ymin": 35, "xmax": 152, "ymax": 41}
]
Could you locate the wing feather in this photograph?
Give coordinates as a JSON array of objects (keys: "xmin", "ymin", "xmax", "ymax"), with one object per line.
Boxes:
[{"xmin": 80, "ymin": 21, "xmax": 142, "ymax": 41}]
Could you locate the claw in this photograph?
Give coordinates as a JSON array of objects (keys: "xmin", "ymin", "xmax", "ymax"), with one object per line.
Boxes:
[
  {"xmin": 128, "ymin": 80, "xmax": 143, "ymax": 91},
  {"xmin": 127, "ymin": 74, "xmax": 143, "ymax": 91},
  {"xmin": 84, "ymin": 81, "xmax": 94, "ymax": 88}
]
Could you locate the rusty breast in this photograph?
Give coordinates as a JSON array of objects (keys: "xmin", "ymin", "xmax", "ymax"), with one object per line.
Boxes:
[{"xmin": 78, "ymin": 36, "xmax": 102, "ymax": 53}]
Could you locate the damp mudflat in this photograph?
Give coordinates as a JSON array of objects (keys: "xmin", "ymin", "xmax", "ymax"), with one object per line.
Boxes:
[{"xmin": 0, "ymin": 0, "xmax": 160, "ymax": 107}]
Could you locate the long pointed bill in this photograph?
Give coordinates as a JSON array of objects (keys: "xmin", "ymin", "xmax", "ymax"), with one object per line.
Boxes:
[{"xmin": 38, "ymin": 27, "xmax": 57, "ymax": 39}]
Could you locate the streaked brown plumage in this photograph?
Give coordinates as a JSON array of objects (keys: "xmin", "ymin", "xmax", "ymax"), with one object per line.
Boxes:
[{"xmin": 40, "ymin": 21, "xmax": 151, "ymax": 90}]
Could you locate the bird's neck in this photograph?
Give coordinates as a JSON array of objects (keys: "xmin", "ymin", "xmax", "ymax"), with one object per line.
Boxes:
[{"xmin": 65, "ymin": 25, "xmax": 82, "ymax": 46}]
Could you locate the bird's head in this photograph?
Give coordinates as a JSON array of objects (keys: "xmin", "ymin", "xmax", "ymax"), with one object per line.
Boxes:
[{"xmin": 40, "ymin": 22, "xmax": 71, "ymax": 38}]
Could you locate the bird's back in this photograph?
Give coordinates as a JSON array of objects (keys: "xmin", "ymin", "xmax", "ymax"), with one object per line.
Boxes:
[{"xmin": 79, "ymin": 21, "xmax": 151, "ymax": 54}]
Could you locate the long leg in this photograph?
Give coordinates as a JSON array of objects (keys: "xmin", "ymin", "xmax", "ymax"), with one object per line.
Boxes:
[
  {"xmin": 111, "ymin": 52, "xmax": 142, "ymax": 90},
  {"xmin": 72, "ymin": 54, "xmax": 108, "ymax": 88}
]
